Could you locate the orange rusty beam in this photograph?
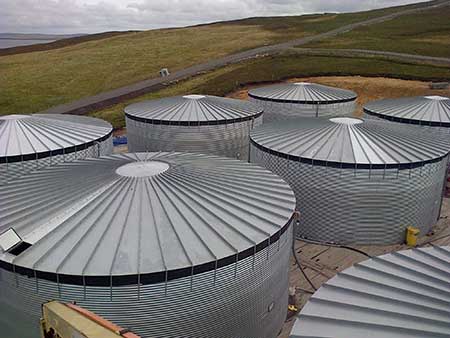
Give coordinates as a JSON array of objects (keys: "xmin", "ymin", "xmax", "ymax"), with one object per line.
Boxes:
[{"xmin": 65, "ymin": 303, "xmax": 141, "ymax": 338}]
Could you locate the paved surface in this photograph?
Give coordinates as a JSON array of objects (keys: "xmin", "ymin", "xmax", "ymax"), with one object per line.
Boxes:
[{"xmin": 42, "ymin": 0, "xmax": 450, "ymax": 116}]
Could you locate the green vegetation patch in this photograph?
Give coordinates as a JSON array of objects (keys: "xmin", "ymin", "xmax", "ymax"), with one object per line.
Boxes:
[
  {"xmin": 303, "ymin": 5, "xmax": 450, "ymax": 57},
  {"xmin": 0, "ymin": 0, "xmax": 439, "ymax": 116},
  {"xmin": 226, "ymin": 0, "xmax": 431, "ymax": 35},
  {"xmin": 91, "ymin": 53, "xmax": 450, "ymax": 129}
]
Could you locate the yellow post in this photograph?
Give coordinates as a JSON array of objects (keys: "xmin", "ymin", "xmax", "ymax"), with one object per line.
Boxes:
[{"xmin": 406, "ymin": 226, "xmax": 420, "ymax": 247}]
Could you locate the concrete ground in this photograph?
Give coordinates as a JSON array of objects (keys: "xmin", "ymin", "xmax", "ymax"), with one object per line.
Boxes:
[
  {"xmin": 113, "ymin": 144, "xmax": 128, "ymax": 154},
  {"xmin": 278, "ymin": 198, "xmax": 450, "ymax": 338}
]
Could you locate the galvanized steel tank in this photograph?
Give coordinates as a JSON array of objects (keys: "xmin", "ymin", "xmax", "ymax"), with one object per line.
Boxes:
[
  {"xmin": 364, "ymin": 95, "xmax": 450, "ymax": 127},
  {"xmin": 364, "ymin": 96, "xmax": 450, "ymax": 196},
  {"xmin": 125, "ymin": 95, "xmax": 263, "ymax": 160},
  {"xmin": 290, "ymin": 245, "xmax": 450, "ymax": 338},
  {"xmin": 0, "ymin": 114, "xmax": 113, "ymax": 184},
  {"xmin": 0, "ymin": 152, "xmax": 296, "ymax": 338},
  {"xmin": 248, "ymin": 82, "xmax": 357, "ymax": 123},
  {"xmin": 250, "ymin": 117, "xmax": 450, "ymax": 244}
]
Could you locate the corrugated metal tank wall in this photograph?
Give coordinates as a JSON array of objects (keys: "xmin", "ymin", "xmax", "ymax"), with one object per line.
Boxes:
[
  {"xmin": 364, "ymin": 112, "xmax": 450, "ymax": 197},
  {"xmin": 126, "ymin": 116, "xmax": 262, "ymax": 160},
  {"xmin": 250, "ymin": 145, "xmax": 448, "ymax": 244},
  {"xmin": 364, "ymin": 113, "xmax": 450, "ymax": 135},
  {"xmin": 0, "ymin": 224, "xmax": 292, "ymax": 338},
  {"xmin": 0, "ymin": 136, "xmax": 113, "ymax": 184},
  {"xmin": 248, "ymin": 98, "xmax": 355, "ymax": 123}
]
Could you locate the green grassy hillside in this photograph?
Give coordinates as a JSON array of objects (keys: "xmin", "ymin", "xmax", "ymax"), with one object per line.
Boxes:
[
  {"xmin": 91, "ymin": 52, "xmax": 450, "ymax": 129},
  {"xmin": 0, "ymin": 1, "xmax": 443, "ymax": 116},
  {"xmin": 303, "ymin": 5, "xmax": 450, "ymax": 57},
  {"xmin": 0, "ymin": 31, "xmax": 135, "ymax": 57}
]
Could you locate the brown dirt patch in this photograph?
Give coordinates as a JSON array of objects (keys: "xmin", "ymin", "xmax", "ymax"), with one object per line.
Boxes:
[{"xmin": 227, "ymin": 76, "xmax": 450, "ymax": 117}]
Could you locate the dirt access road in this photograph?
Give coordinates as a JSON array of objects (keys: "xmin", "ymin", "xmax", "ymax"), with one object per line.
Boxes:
[{"xmin": 41, "ymin": 0, "xmax": 450, "ymax": 116}]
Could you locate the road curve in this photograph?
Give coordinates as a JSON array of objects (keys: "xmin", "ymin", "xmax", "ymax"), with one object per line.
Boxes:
[{"xmin": 42, "ymin": 0, "xmax": 450, "ymax": 116}]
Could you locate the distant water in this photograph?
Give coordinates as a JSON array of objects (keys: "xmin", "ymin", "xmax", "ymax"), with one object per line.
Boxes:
[{"xmin": 0, "ymin": 39, "xmax": 55, "ymax": 49}]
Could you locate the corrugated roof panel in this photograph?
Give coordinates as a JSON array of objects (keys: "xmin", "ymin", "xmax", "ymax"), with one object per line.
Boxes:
[
  {"xmin": 124, "ymin": 95, "xmax": 262, "ymax": 124},
  {"xmin": 290, "ymin": 246, "xmax": 450, "ymax": 338},
  {"xmin": 0, "ymin": 152, "xmax": 295, "ymax": 281},
  {"xmin": 364, "ymin": 96, "xmax": 450, "ymax": 126},
  {"xmin": 0, "ymin": 114, "xmax": 113, "ymax": 161},
  {"xmin": 250, "ymin": 117, "xmax": 450, "ymax": 167},
  {"xmin": 248, "ymin": 82, "xmax": 357, "ymax": 104}
]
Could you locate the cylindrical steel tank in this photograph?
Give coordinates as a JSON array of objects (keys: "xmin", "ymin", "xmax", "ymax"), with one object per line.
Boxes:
[
  {"xmin": 364, "ymin": 95, "xmax": 450, "ymax": 196},
  {"xmin": 125, "ymin": 95, "xmax": 263, "ymax": 160},
  {"xmin": 364, "ymin": 95, "xmax": 450, "ymax": 127},
  {"xmin": 0, "ymin": 152, "xmax": 296, "ymax": 338},
  {"xmin": 250, "ymin": 117, "xmax": 450, "ymax": 244},
  {"xmin": 248, "ymin": 82, "xmax": 357, "ymax": 123},
  {"xmin": 0, "ymin": 114, "xmax": 113, "ymax": 184},
  {"xmin": 290, "ymin": 245, "xmax": 450, "ymax": 338}
]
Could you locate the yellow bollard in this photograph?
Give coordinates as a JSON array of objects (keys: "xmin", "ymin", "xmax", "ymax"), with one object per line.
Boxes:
[
  {"xmin": 406, "ymin": 226, "xmax": 420, "ymax": 247},
  {"xmin": 288, "ymin": 305, "xmax": 298, "ymax": 312}
]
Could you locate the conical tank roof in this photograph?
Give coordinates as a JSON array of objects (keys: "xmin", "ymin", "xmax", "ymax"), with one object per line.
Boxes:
[
  {"xmin": 124, "ymin": 95, "xmax": 263, "ymax": 125},
  {"xmin": 248, "ymin": 82, "xmax": 357, "ymax": 104},
  {"xmin": 250, "ymin": 117, "xmax": 450, "ymax": 168},
  {"xmin": 0, "ymin": 114, "xmax": 112, "ymax": 163},
  {"xmin": 290, "ymin": 245, "xmax": 450, "ymax": 338},
  {"xmin": 0, "ymin": 152, "xmax": 295, "ymax": 286},
  {"xmin": 364, "ymin": 96, "xmax": 450, "ymax": 126}
]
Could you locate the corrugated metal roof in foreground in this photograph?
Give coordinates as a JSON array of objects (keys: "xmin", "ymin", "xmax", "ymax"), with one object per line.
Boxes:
[
  {"xmin": 250, "ymin": 117, "xmax": 450, "ymax": 168},
  {"xmin": 0, "ymin": 114, "xmax": 113, "ymax": 161},
  {"xmin": 290, "ymin": 245, "xmax": 450, "ymax": 338},
  {"xmin": 364, "ymin": 96, "xmax": 450, "ymax": 126},
  {"xmin": 124, "ymin": 95, "xmax": 263, "ymax": 125},
  {"xmin": 248, "ymin": 82, "xmax": 357, "ymax": 104},
  {"xmin": 0, "ymin": 152, "xmax": 295, "ymax": 283}
]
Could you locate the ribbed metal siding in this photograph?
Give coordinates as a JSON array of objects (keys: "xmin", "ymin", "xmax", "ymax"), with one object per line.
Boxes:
[
  {"xmin": 126, "ymin": 116, "xmax": 262, "ymax": 160},
  {"xmin": 364, "ymin": 112, "xmax": 450, "ymax": 135},
  {"xmin": 250, "ymin": 145, "xmax": 447, "ymax": 244},
  {"xmin": 364, "ymin": 113, "xmax": 450, "ymax": 196},
  {"xmin": 0, "ymin": 136, "xmax": 113, "ymax": 184},
  {"xmin": 248, "ymin": 97, "xmax": 355, "ymax": 123},
  {"xmin": 0, "ymin": 224, "xmax": 292, "ymax": 338}
]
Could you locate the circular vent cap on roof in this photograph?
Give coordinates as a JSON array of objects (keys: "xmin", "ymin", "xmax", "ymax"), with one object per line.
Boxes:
[
  {"xmin": 124, "ymin": 95, "xmax": 263, "ymax": 124},
  {"xmin": 364, "ymin": 96, "xmax": 450, "ymax": 126},
  {"xmin": 250, "ymin": 117, "xmax": 450, "ymax": 167},
  {"xmin": 0, "ymin": 152, "xmax": 296, "ymax": 284}
]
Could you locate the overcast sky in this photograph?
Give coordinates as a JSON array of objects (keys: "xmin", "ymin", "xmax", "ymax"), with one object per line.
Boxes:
[{"xmin": 1, "ymin": 0, "xmax": 427, "ymax": 34}]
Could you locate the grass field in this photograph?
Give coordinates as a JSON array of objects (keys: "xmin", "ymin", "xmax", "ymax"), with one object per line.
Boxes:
[
  {"xmin": 303, "ymin": 5, "xmax": 450, "ymax": 57},
  {"xmin": 90, "ymin": 53, "xmax": 450, "ymax": 129},
  {"xmin": 0, "ymin": 1, "xmax": 443, "ymax": 116}
]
